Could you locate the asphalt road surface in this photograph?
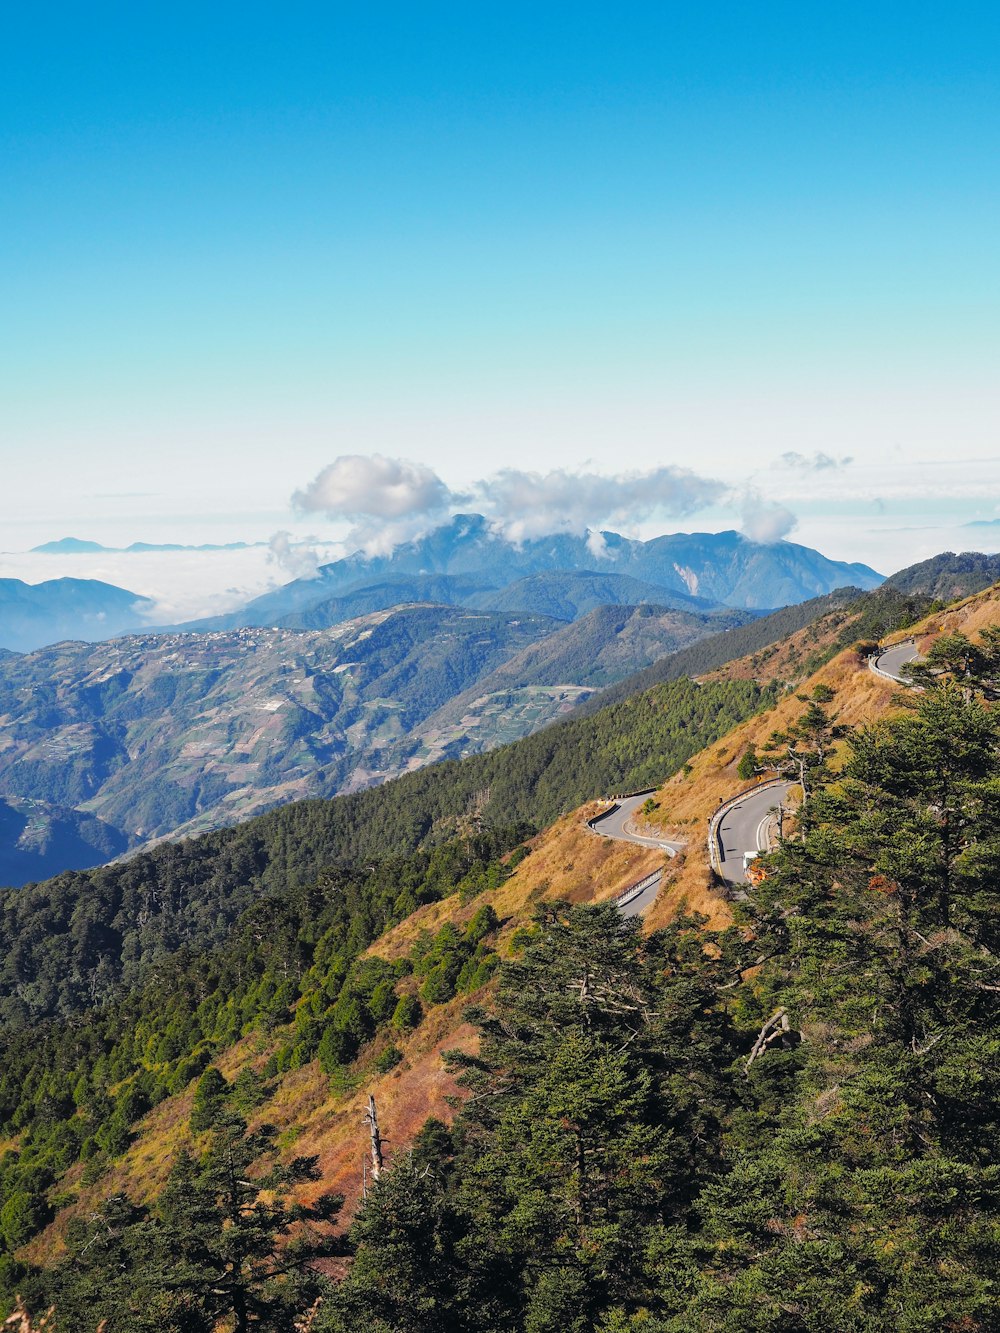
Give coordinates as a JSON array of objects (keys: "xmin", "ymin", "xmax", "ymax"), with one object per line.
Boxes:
[
  {"xmin": 872, "ymin": 639, "xmax": 920, "ymax": 683},
  {"xmin": 618, "ymin": 876, "xmax": 664, "ymax": 918},
  {"xmin": 716, "ymin": 781, "xmax": 796, "ymax": 886},
  {"xmin": 590, "ymin": 793, "xmax": 685, "ymax": 854},
  {"xmin": 589, "ymin": 793, "xmax": 684, "ymax": 917}
]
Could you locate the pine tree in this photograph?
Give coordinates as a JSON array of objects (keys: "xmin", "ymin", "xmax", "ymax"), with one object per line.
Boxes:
[
  {"xmin": 316, "ymin": 1153, "xmax": 458, "ymax": 1333},
  {"xmin": 49, "ymin": 1117, "xmax": 344, "ymax": 1332},
  {"xmin": 688, "ymin": 682, "xmax": 1000, "ymax": 1329},
  {"xmin": 444, "ymin": 903, "xmax": 734, "ymax": 1330},
  {"xmin": 152, "ymin": 1115, "xmax": 343, "ymax": 1332}
]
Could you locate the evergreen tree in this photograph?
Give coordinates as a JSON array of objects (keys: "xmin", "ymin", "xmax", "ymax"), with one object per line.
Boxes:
[
  {"xmin": 316, "ymin": 1154, "xmax": 458, "ymax": 1333},
  {"xmin": 688, "ymin": 683, "xmax": 1000, "ymax": 1329},
  {"xmin": 49, "ymin": 1117, "xmax": 343, "ymax": 1332},
  {"xmin": 318, "ymin": 905, "xmax": 744, "ymax": 1331}
]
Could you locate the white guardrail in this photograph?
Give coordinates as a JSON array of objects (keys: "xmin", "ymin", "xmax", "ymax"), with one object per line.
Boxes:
[
  {"xmin": 868, "ymin": 638, "xmax": 918, "ymax": 684},
  {"xmin": 586, "ymin": 793, "xmax": 678, "ymax": 856},
  {"xmin": 584, "ymin": 787, "xmax": 658, "ymax": 830},
  {"xmin": 611, "ymin": 868, "xmax": 662, "ymax": 910},
  {"xmin": 707, "ymin": 777, "xmax": 790, "ymax": 879},
  {"xmin": 586, "ymin": 789, "xmax": 669, "ymax": 912}
]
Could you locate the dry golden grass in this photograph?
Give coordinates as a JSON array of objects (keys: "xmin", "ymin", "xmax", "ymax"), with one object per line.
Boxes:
[
  {"xmin": 368, "ymin": 805, "xmax": 664, "ymax": 964},
  {"xmin": 290, "ymin": 999, "xmax": 480, "ymax": 1213},
  {"xmin": 888, "ymin": 582, "xmax": 1000, "ymax": 646}
]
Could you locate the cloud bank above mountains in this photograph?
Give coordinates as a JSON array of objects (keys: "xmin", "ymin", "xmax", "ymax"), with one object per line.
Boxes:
[{"xmin": 291, "ymin": 453, "xmax": 756, "ymax": 554}]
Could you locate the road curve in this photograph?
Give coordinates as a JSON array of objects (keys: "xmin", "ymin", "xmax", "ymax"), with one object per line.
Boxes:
[
  {"xmin": 597, "ymin": 635, "xmax": 923, "ymax": 910},
  {"xmin": 871, "ymin": 639, "xmax": 920, "ymax": 684},
  {"xmin": 714, "ymin": 780, "xmax": 795, "ymax": 886},
  {"xmin": 588, "ymin": 792, "xmax": 685, "ymax": 917},
  {"xmin": 589, "ymin": 792, "xmax": 686, "ymax": 854}
]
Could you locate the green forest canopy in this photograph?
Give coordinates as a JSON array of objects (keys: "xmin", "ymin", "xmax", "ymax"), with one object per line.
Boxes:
[{"xmin": 6, "ymin": 662, "xmax": 999, "ymax": 1330}]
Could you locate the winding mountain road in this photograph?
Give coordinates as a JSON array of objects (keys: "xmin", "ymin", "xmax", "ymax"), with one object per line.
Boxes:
[
  {"xmin": 871, "ymin": 639, "xmax": 920, "ymax": 683},
  {"xmin": 588, "ymin": 793, "xmax": 684, "ymax": 916},
  {"xmin": 589, "ymin": 792, "xmax": 685, "ymax": 853},
  {"xmin": 594, "ymin": 636, "xmax": 923, "ymax": 910}
]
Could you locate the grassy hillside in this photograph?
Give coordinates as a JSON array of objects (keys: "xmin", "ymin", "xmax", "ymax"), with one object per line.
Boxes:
[{"xmin": 584, "ymin": 582, "xmax": 930, "ymax": 710}]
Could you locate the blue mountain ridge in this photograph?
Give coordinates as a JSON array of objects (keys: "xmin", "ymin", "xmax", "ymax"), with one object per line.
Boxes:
[{"xmin": 198, "ymin": 515, "xmax": 883, "ymax": 631}]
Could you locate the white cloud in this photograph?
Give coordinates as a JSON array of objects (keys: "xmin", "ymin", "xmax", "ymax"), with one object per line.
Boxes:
[
  {"xmin": 267, "ymin": 530, "xmax": 324, "ymax": 580},
  {"xmin": 738, "ymin": 491, "xmax": 798, "ymax": 544},
  {"xmin": 290, "ymin": 454, "xmax": 726, "ymax": 554},
  {"xmin": 778, "ymin": 450, "xmax": 853, "ymax": 471},
  {"xmin": 293, "ymin": 454, "xmax": 454, "ymax": 521},
  {"xmin": 473, "ymin": 465, "xmax": 725, "ymax": 542},
  {"xmin": 292, "ymin": 454, "xmax": 461, "ymax": 554},
  {"xmin": 586, "ymin": 529, "xmax": 613, "ymax": 561}
]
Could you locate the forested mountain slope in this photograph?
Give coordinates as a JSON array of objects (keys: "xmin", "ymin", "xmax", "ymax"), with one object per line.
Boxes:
[
  {"xmin": 886, "ymin": 549, "xmax": 1000, "ymax": 601},
  {"xmin": 2, "ymin": 580, "xmax": 998, "ymax": 1329},
  {"xmin": 0, "ymin": 671, "xmax": 774, "ymax": 1028}
]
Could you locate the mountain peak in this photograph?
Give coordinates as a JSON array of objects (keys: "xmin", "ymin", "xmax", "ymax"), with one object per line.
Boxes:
[
  {"xmin": 30, "ymin": 536, "xmax": 108, "ymax": 554},
  {"xmin": 302, "ymin": 517, "xmax": 881, "ymax": 613}
]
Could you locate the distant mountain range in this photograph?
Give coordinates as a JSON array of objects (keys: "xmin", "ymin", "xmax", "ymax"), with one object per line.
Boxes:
[
  {"xmin": 30, "ymin": 536, "xmax": 264, "ymax": 554},
  {"xmin": 307, "ymin": 515, "xmax": 882, "ymax": 608},
  {"xmin": 0, "ymin": 598, "xmax": 755, "ymax": 869},
  {"xmin": 10, "ymin": 519, "xmax": 882, "ymax": 653},
  {"xmin": 180, "ymin": 515, "xmax": 883, "ymax": 634},
  {"xmin": 0, "ymin": 577, "xmax": 153, "ymax": 653}
]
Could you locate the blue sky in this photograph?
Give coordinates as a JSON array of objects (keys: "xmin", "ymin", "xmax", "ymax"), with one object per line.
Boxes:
[{"xmin": 2, "ymin": 2, "xmax": 999, "ymax": 601}]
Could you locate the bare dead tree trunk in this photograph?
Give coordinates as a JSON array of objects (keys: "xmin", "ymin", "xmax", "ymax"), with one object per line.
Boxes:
[
  {"xmin": 744, "ymin": 1008, "xmax": 790, "ymax": 1077},
  {"xmin": 365, "ymin": 1094, "xmax": 384, "ymax": 1186}
]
